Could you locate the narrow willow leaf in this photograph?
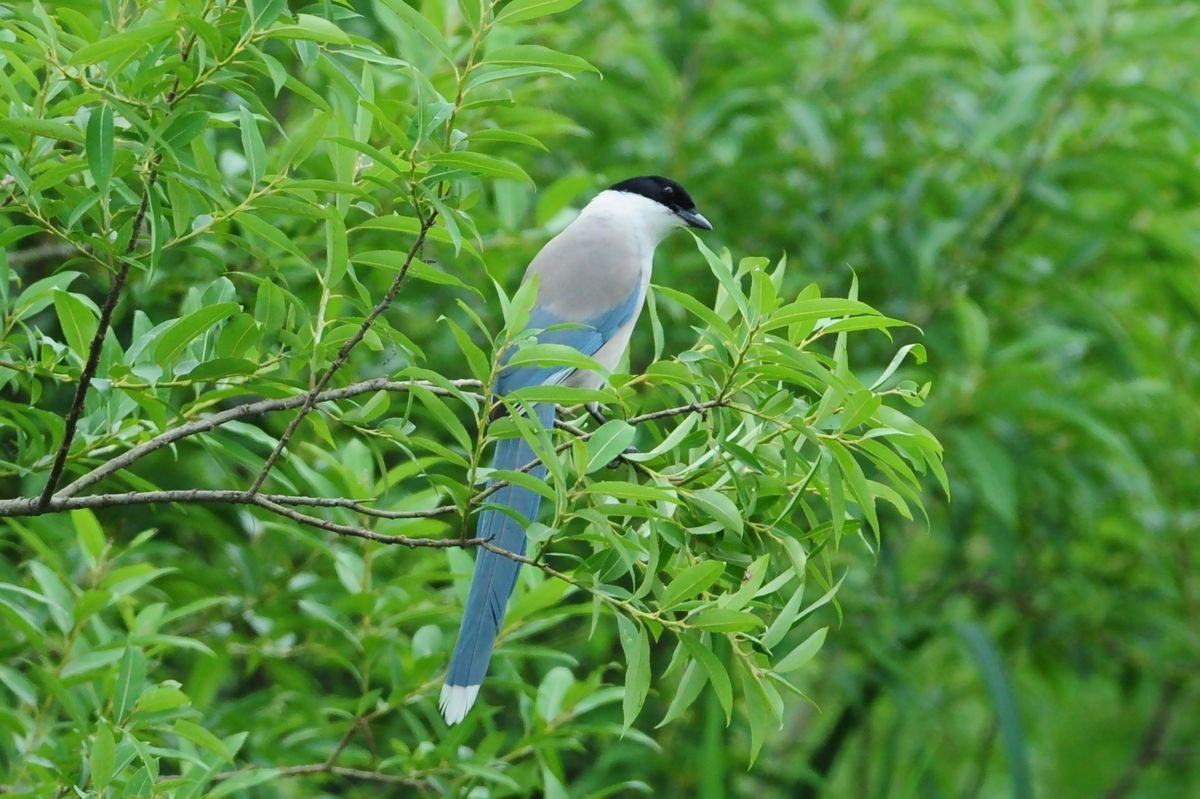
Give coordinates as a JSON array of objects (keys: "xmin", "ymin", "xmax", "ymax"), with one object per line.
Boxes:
[
  {"xmin": 616, "ymin": 613, "xmax": 651, "ymax": 730},
  {"xmin": 267, "ymin": 13, "xmax": 352, "ymax": 44},
  {"xmin": 378, "ymin": 0, "xmax": 453, "ymax": 60},
  {"xmin": 239, "ymin": 105, "xmax": 266, "ymax": 184},
  {"xmin": 90, "ymin": 724, "xmax": 116, "ymax": 790},
  {"xmin": 429, "ymin": 151, "xmax": 532, "ymax": 184},
  {"xmin": 721, "ymin": 554, "xmax": 769, "ymax": 611},
  {"xmin": 657, "ymin": 659, "xmax": 706, "ymax": 727},
  {"xmin": 154, "ymin": 303, "xmax": 239, "ymax": 368},
  {"xmin": 173, "ymin": 719, "xmax": 231, "ymax": 760},
  {"xmin": 496, "ymin": 0, "xmax": 583, "ymax": 23},
  {"xmin": 774, "ymin": 626, "xmax": 827, "ymax": 672},
  {"xmin": 827, "ymin": 440, "xmax": 880, "ymax": 539},
  {"xmin": 659, "ymin": 560, "xmax": 725, "ymax": 611},
  {"xmin": 679, "ymin": 633, "xmax": 733, "ymax": 723},
  {"xmin": 86, "ymin": 104, "xmax": 113, "ymax": 194},
  {"xmin": 113, "ymin": 646, "xmax": 146, "ymax": 722},
  {"xmin": 688, "ymin": 607, "xmax": 761, "ymax": 633},
  {"xmin": 457, "ymin": 0, "xmax": 483, "ymax": 30},
  {"xmin": 585, "ymin": 420, "xmax": 637, "ymax": 474},
  {"xmin": 442, "ymin": 317, "xmax": 491, "ymax": 382},
  {"xmin": 762, "ymin": 580, "xmax": 806, "ymax": 650},
  {"xmin": 483, "ymin": 44, "xmax": 598, "ymax": 75},
  {"xmin": 53, "ymin": 291, "xmax": 98, "ymax": 358},
  {"xmin": 689, "ymin": 489, "xmax": 743, "ymax": 536},
  {"xmin": 796, "ymin": 573, "xmax": 846, "ymax": 623},
  {"xmin": 70, "ymin": 508, "xmax": 105, "ymax": 566}
]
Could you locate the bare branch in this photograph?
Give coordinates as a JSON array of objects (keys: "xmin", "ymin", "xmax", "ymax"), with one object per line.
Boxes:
[
  {"xmin": 253, "ymin": 496, "xmax": 473, "ymax": 548},
  {"xmin": 627, "ymin": 397, "xmax": 727, "ymax": 425},
  {"xmin": 55, "ymin": 378, "xmax": 480, "ymax": 500},
  {"xmin": 247, "ymin": 212, "xmax": 439, "ymax": 496},
  {"xmin": 0, "ymin": 490, "xmax": 456, "ymax": 522}
]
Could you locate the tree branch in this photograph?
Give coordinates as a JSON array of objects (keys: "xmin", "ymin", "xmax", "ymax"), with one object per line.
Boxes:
[
  {"xmin": 0, "ymin": 490, "xmax": 456, "ymax": 522},
  {"xmin": 246, "ymin": 211, "xmax": 439, "ymax": 496},
  {"xmin": 55, "ymin": 378, "xmax": 481, "ymax": 500}
]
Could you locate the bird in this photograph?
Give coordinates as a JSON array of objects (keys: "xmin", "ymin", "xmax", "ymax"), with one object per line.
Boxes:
[{"xmin": 439, "ymin": 175, "xmax": 713, "ymax": 725}]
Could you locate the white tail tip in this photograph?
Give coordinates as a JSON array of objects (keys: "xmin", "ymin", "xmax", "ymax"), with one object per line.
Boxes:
[{"xmin": 439, "ymin": 683, "xmax": 481, "ymax": 725}]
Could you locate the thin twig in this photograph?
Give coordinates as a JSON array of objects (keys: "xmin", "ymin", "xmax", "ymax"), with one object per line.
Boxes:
[
  {"xmin": 0, "ymin": 490, "xmax": 456, "ymax": 521},
  {"xmin": 246, "ymin": 212, "xmax": 439, "ymax": 496},
  {"xmin": 628, "ymin": 398, "xmax": 727, "ymax": 425},
  {"xmin": 254, "ymin": 496, "xmax": 472, "ymax": 547},
  {"xmin": 55, "ymin": 378, "xmax": 480, "ymax": 499}
]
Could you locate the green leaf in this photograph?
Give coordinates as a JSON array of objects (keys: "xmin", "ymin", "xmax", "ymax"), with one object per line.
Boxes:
[
  {"xmin": 581, "ymin": 481, "xmax": 675, "ymax": 503},
  {"xmin": 378, "ymin": 0, "xmax": 453, "ymax": 61},
  {"xmin": 774, "ymin": 626, "xmax": 827, "ymax": 672},
  {"xmin": 134, "ymin": 683, "xmax": 190, "ymax": 714},
  {"xmin": 827, "ymin": 440, "xmax": 880, "ymax": 540},
  {"xmin": 239, "ymin": 105, "xmax": 267, "ymax": 184},
  {"xmin": 721, "ymin": 554, "xmax": 769, "ymax": 611},
  {"xmin": 679, "ymin": 633, "xmax": 733, "ymax": 722},
  {"xmin": 113, "ymin": 646, "xmax": 146, "ymax": 723},
  {"xmin": 457, "ymin": 0, "xmax": 483, "ymax": 30},
  {"xmin": 53, "ymin": 291, "xmax": 98, "ymax": 358},
  {"xmin": 154, "ymin": 303, "xmax": 239, "ymax": 367},
  {"xmin": 505, "ymin": 342, "xmax": 604, "ymax": 374},
  {"xmin": 429, "ymin": 151, "xmax": 532, "ymax": 184},
  {"xmin": 0, "ymin": 118, "xmax": 84, "ymax": 144},
  {"xmin": 173, "ymin": 718, "xmax": 232, "ymax": 760},
  {"xmin": 71, "ymin": 508, "xmax": 105, "ymax": 566},
  {"xmin": 763, "ymin": 297, "xmax": 881, "ymax": 330},
  {"xmin": 689, "ymin": 489, "xmax": 743, "ymax": 536},
  {"xmin": 659, "ymin": 561, "xmax": 725, "ymax": 611},
  {"xmin": 616, "ymin": 613, "xmax": 651, "ymax": 731},
  {"xmin": 86, "ymin": 104, "xmax": 114, "ymax": 194},
  {"xmin": 688, "ymin": 607, "xmax": 761, "ymax": 633},
  {"xmin": 267, "ymin": 13, "xmax": 352, "ymax": 44},
  {"xmin": 90, "ymin": 723, "xmax": 116, "ymax": 790},
  {"xmin": 483, "ymin": 44, "xmax": 598, "ymax": 74},
  {"xmin": 657, "ymin": 658, "xmax": 706, "ymax": 727},
  {"xmin": 585, "ymin": 420, "xmax": 637, "ymax": 474},
  {"xmin": 496, "ymin": 0, "xmax": 584, "ymax": 23}
]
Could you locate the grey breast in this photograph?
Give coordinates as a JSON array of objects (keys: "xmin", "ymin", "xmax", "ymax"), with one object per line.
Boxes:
[{"xmin": 524, "ymin": 216, "xmax": 642, "ymax": 323}]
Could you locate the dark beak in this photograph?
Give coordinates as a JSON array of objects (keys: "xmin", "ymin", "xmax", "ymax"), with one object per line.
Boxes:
[{"xmin": 676, "ymin": 207, "xmax": 713, "ymax": 231}]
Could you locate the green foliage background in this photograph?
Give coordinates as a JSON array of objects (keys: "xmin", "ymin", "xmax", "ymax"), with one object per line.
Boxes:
[{"xmin": 1, "ymin": 0, "xmax": 1198, "ymax": 797}]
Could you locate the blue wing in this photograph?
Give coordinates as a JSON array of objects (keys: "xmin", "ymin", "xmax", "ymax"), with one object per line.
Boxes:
[{"xmin": 494, "ymin": 291, "xmax": 642, "ymax": 396}]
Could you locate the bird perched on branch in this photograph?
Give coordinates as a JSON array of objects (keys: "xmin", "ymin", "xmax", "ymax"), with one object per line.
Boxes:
[{"xmin": 440, "ymin": 176, "xmax": 713, "ymax": 725}]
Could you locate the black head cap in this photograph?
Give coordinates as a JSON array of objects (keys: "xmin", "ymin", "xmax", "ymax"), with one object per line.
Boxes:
[{"xmin": 607, "ymin": 175, "xmax": 713, "ymax": 230}]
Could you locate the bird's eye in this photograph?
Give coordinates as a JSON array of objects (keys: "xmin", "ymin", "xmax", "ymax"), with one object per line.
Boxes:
[{"xmin": 663, "ymin": 186, "xmax": 675, "ymax": 199}]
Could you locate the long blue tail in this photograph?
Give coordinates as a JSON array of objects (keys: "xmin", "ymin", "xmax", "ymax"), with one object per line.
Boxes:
[{"xmin": 440, "ymin": 403, "xmax": 553, "ymax": 724}]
